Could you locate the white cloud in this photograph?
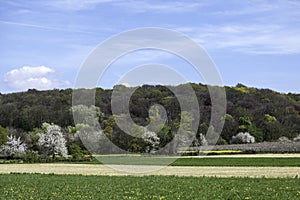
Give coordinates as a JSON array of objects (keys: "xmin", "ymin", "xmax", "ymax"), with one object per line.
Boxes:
[{"xmin": 4, "ymin": 66, "xmax": 71, "ymax": 91}]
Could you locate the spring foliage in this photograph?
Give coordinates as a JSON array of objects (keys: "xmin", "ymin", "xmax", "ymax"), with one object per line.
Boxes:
[
  {"xmin": 0, "ymin": 84, "xmax": 299, "ymax": 145},
  {"xmin": 231, "ymin": 132, "xmax": 255, "ymax": 144},
  {"xmin": 38, "ymin": 123, "xmax": 68, "ymax": 158},
  {"xmin": 141, "ymin": 128, "xmax": 160, "ymax": 153},
  {"xmin": 0, "ymin": 135, "xmax": 27, "ymax": 157}
]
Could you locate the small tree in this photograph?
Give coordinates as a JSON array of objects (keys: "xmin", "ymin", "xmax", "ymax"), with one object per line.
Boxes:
[
  {"xmin": 0, "ymin": 135, "xmax": 27, "ymax": 158},
  {"xmin": 69, "ymin": 144, "xmax": 86, "ymax": 161},
  {"xmin": 142, "ymin": 128, "xmax": 160, "ymax": 153},
  {"xmin": 38, "ymin": 123, "xmax": 68, "ymax": 159},
  {"xmin": 293, "ymin": 135, "xmax": 300, "ymax": 142},
  {"xmin": 278, "ymin": 136, "xmax": 291, "ymax": 143},
  {"xmin": 194, "ymin": 133, "xmax": 208, "ymax": 146},
  {"xmin": 231, "ymin": 132, "xmax": 255, "ymax": 144}
]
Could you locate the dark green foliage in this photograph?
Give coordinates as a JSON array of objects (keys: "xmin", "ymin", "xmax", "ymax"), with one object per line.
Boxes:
[
  {"xmin": 216, "ymin": 137, "xmax": 228, "ymax": 145},
  {"xmin": 0, "ymin": 89, "xmax": 74, "ymax": 131},
  {"xmin": 0, "ymin": 83, "xmax": 299, "ymax": 147},
  {"xmin": 0, "ymin": 125, "xmax": 8, "ymax": 146},
  {"xmin": 68, "ymin": 144, "xmax": 87, "ymax": 161},
  {"xmin": 0, "ymin": 174, "xmax": 299, "ymax": 199},
  {"xmin": 19, "ymin": 151, "xmax": 41, "ymax": 163}
]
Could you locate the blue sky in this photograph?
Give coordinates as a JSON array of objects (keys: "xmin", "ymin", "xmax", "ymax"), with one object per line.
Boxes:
[{"xmin": 0, "ymin": 0, "xmax": 299, "ymax": 93}]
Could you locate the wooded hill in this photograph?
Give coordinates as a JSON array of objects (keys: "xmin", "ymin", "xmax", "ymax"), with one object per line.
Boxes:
[{"xmin": 0, "ymin": 83, "xmax": 299, "ymax": 146}]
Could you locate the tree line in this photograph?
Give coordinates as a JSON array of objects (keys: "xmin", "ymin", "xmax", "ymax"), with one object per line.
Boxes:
[{"xmin": 0, "ymin": 83, "xmax": 299, "ymax": 158}]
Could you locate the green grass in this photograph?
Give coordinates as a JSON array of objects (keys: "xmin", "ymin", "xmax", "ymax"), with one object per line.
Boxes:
[
  {"xmin": 171, "ymin": 157, "xmax": 300, "ymax": 167},
  {"xmin": 90, "ymin": 156, "xmax": 300, "ymax": 167},
  {"xmin": 3, "ymin": 156, "xmax": 300, "ymax": 167},
  {"xmin": 0, "ymin": 173, "xmax": 299, "ymax": 199}
]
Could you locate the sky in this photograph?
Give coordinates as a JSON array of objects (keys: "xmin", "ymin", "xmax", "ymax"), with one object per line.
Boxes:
[{"xmin": 0, "ymin": 0, "xmax": 300, "ymax": 94}]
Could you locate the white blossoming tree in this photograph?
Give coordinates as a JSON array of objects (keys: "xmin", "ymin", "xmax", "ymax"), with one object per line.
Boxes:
[
  {"xmin": 0, "ymin": 135, "xmax": 27, "ymax": 158},
  {"xmin": 199, "ymin": 133, "xmax": 208, "ymax": 146},
  {"xmin": 293, "ymin": 134, "xmax": 300, "ymax": 142},
  {"xmin": 231, "ymin": 132, "xmax": 255, "ymax": 144},
  {"xmin": 142, "ymin": 128, "xmax": 160, "ymax": 153},
  {"xmin": 38, "ymin": 123, "xmax": 68, "ymax": 159}
]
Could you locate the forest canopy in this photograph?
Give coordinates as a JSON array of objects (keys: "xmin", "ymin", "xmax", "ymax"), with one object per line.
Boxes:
[{"xmin": 0, "ymin": 83, "xmax": 299, "ymax": 149}]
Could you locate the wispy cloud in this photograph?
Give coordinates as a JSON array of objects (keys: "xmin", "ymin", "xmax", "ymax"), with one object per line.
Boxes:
[
  {"xmin": 45, "ymin": 0, "xmax": 204, "ymax": 13},
  {"xmin": 0, "ymin": 20, "xmax": 96, "ymax": 35},
  {"xmin": 177, "ymin": 23, "xmax": 300, "ymax": 55},
  {"xmin": 114, "ymin": 1, "xmax": 204, "ymax": 13},
  {"xmin": 212, "ymin": 2, "xmax": 279, "ymax": 16},
  {"xmin": 4, "ymin": 66, "xmax": 71, "ymax": 91},
  {"xmin": 44, "ymin": 0, "xmax": 116, "ymax": 11}
]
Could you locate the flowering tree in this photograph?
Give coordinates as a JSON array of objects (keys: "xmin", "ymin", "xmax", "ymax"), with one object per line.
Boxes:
[
  {"xmin": 38, "ymin": 123, "xmax": 68, "ymax": 159},
  {"xmin": 0, "ymin": 135, "xmax": 27, "ymax": 158},
  {"xmin": 231, "ymin": 132, "xmax": 255, "ymax": 144},
  {"xmin": 293, "ymin": 135, "xmax": 300, "ymax": 142},
  {"xmin": 199, "ymin": 133, "xmax": 208, "ymax": 146},
  {"xmin": 142, "ymin": 128, "xmax": 160, "ymax": 153}
]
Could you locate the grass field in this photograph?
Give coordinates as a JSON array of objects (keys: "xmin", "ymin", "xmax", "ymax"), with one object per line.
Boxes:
[
  {"xmin": 171, "ymin": 157, "xmax": 300, "ymax": 166},
  {"xmin": 2, "ymin": 156, "xmax": 300, "ymax": 167},
  {"xmin": 91, "ymin": 156, "xmax": 300, "ymax": 166},
  {"xmin": 0, "ymin": 173, "xmax": 299, "ymax": 200}
]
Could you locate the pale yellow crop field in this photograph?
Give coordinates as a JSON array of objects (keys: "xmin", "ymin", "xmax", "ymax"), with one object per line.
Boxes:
[{"xmin": 0, "ymin": 164, "xmax": 299, "ymax": 178}]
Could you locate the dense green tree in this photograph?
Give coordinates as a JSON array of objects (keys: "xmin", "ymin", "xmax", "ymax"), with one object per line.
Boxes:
[
  {"xmin": 221, "ymin": 114, "xmax": 239, "ymax": 142},
  {"xmin": 71, "ymin": 105, "xmax": 103, "ymax": 127},
  {"xmin": 69, "ymin": 144, "xmax": 86, "ymax": 161},
  {"xmin": 177, "ymin": 111, "xmax": 195, "ymax": 147},
  {"xmin": 0, "ymin": 125, "xmax": 8, "ymax": 146}
]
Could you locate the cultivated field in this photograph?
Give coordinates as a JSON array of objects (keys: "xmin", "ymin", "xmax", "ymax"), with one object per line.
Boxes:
[
  {"xmin": 1, "ymin": 154, "xmax": 300, "ymax": 199},
  {"xmin": 1, "ymin": 163, "xmax": 300, "ymax": 178},
  {"xmin": 0, "ymin": 173, "xmax": 299, "ymax": 200},
  {"xmin": 1, "ymin": 153, "xmax": 300, "ymax": 178}
]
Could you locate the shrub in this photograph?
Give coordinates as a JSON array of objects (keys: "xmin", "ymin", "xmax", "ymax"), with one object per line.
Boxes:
[
  {"xmin": 278, "ymin": 136, "xmax": 291, "ymax": 143},
  {"xmin": 21, "ymin": 151, "xmax": 41, "ymax": 163},
  {"xmin": 231, "ymin": 132, "xmax": 255, "ymax": 144},
  {"xmin": 0, "ymin": 135, "xmax": 27, "ymax": 158},
  {"xmin": 217, "ymin": 137, "xmax": 228, "ymax": 145},
  {"xmin": 293, "ymin": 135, "xmax": 300, "ymax": 142},
  {"xmin": 69, "ymin": 144, "xmax": 86, "ymax": 161}
]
